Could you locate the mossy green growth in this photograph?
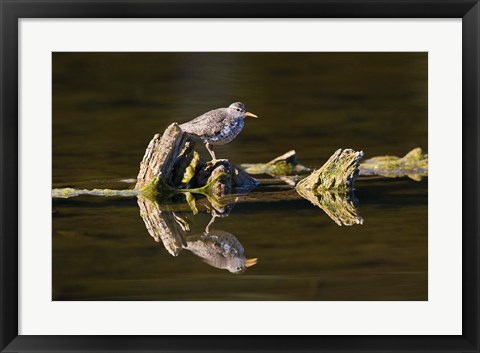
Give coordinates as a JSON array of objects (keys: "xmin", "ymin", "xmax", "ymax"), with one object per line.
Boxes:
[
  {"xmin": 242, "ymin": 150, "xmax": 309, "ymax": 176},
  {"xmin": 180, "ymin": 172, "xmax": 226, "ymax": 196},
  {"xmin": 138, "ymin": 176, "xmax": 161, "ymax": 200},
  {"xmin": 181, "ymin": 151, "xmax": 200, "ymax": 186},
  {"xmin": 138, "ymin": 176, "xmax": 179, "ymax": 201},
  {"xmin": 52, "ymin": 188, "xmax": 78, "ymax": 198},
  {"xmin": 271, "ymin": 161, "xmax": 294, "ymax": 176},
  {"xmin": 136, "ymin": 166, "xmax": 226, "ymax": 203},
  {"xmin": 243, "ymin": 161, "xmax": 293, "ymax": 176},
  {"xmin": 52, "ymin": 188, "xmax": 138, "ymax": 199},
  {"xmin": 296, "ymin": 149, "xmax": 363, "ymax": 193},
  {"xmin": 359, "ymin": 147, "xmax": 428, "ymax": 181},
  {"xmin": 184, "ymin": 192, "xmax": 199, "ymax": 215}
]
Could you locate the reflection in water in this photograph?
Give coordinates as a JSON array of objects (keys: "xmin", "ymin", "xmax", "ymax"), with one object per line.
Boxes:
[
  {"xmin": 296, "ymin": 188, "xmax": 363, "ymax": 226},
  {"xmin": 138, "ymin": 195, "xmax": 257, "ymax": 274},
  {"xmin": 138, "ymin": 196, "xmax": 186, "ymax": 256},
  {"xmin": 185, "ymin": 230, "xmax": 257, "ymax": 274},
  {"xmin": 137, "ymin": 181, "xmax": 363, "ymax": 274}
]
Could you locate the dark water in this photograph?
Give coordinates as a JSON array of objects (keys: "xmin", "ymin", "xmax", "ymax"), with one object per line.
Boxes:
[{"xmin": 52, "ymin": 52, "xmax": 427, "ymax": 300}]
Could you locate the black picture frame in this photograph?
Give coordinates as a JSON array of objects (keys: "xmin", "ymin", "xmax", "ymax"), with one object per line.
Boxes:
[{"xmin": 1, "ymin": 1, "xmax": 478, "ymax": 352}]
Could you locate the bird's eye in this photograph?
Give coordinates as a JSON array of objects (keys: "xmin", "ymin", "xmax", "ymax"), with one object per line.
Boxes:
[{"xmin": 236, "ymin": 108, "xmax": 240, "ymax": 111}]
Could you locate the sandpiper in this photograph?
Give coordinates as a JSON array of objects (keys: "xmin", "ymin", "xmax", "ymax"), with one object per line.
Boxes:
[{"xmin": 180, "ymin": 102, "xmax": 258, "ymax": 160}]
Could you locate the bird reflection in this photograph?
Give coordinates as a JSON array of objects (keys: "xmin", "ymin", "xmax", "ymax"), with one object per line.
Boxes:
[
  {"xmin": 137, "ymin": 195, "xmax": 257, "ymax": 274},
  {"xmin": 184, "ymin": 224, "xmax": 257, "ymax": 274}
]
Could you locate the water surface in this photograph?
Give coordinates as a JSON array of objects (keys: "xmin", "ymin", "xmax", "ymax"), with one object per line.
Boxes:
[{"xmin": 52, "ymin": 52, "xmax": 427, "ymax": 300}]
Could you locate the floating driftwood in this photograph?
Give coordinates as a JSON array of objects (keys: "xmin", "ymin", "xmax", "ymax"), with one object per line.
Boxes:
[
  {"xmin": 135, "ymin": 123, "xmax": 258, "ymax": 199},
  {"xmin": 51, "ymin": 123, "xmax": 429, "ymax": 278},
  {"xmin": 51, "ymin": 188, "xmax": 137, "ymax": 199},
  {"xmin": 135, "ymin": 125, "xmax": 368, "ymax": 198},
  {"xmin": 242, "ymin": 150, "xmax": 310, "ymax": 176},
  {"xmin": 52, "ymin": 122, "xmax": 428, "ymax": 227},
  {"xmin": 296, "ymin": 149, "xmax": 364, "ymax": 192},
  {"xmin": 359, "ymin": 147, "xmax": 428, "ymax": 181},
  {"xmin": 242, "ymin": 148, "xmax": 428, "ymax": 181},
  {"xmin": 294, "ymin": 149, "xmax": 364, "ymax": 226}
]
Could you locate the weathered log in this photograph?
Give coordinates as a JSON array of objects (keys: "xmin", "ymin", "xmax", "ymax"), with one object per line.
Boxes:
[
  {"xmin": 241, "ymin": 150, "xmax": 310, "ymax": 176},
  {"xmin": 52, "ymin": 127, "xmax": 427, "ymax": 203},
  {"xmin": 296, "ymin": 149, "xmax": 364, "ymax": 192},
  {"xmin": 135, "ymin": 123, "xmax": 188, "ymax": 190},
  {"xmin": 194, "ymin": 160, "xmax": 259, "ymax": 197},
  {"xmin": 359, "ymin": 147, "xmax": 428, "ymax": 181},
  {"xmin": 291, "ymin": 149, "xmax": 364, "ymax": 226},
  {"xmin": 135, "ymin": 123, "xmax": 259, "ymax": 198},
  {"xmin": 243, "ymin": 148, "xmax": 428, "ymax": 182},
  {"xmin": 51, "ymin": 188, "xmax": 137, "ymax": 198}
]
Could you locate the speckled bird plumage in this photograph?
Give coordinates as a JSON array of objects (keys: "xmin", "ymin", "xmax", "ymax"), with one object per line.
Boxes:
[
  {"xmin": 180, "ymin": 107, "xmax": 243, "ymax": 145},
  {"xmin": 180, "ymin": 102, "xmax": 257, "ymax": 160}
]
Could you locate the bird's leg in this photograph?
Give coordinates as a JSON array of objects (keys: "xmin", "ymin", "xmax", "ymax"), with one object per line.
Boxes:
[
  {"xmin": 205, "ymin": 142, "xmax": 229, "ymax": 164},
  {"xmin": 205, "ymin": 142, "xmax": 216, "ymax": 160},
  {"xmin": 205, "ymin": 214, "xmax": 217, "ymax": 234},
  {"xmin": 172, "ymin": 212, "xmax": 190, "ymax": 232}
]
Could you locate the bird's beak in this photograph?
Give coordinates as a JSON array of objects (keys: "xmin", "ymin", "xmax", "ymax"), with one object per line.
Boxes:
[
  {"xmin": 245, "ymin": 258, "xmax": 258, "ymax": 267},
  {"xmin": 245, "ymin": 112, "xmax": 258, "ymax": 118}
]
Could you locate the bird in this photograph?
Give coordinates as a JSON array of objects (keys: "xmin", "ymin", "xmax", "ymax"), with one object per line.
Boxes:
[
  {"xmin": 180, "ymin": 102, "xmax": 258, "ymax": 161},
  {"xmin": 184, "ymin": 230, "xmax": 258, "ymax": 274}
]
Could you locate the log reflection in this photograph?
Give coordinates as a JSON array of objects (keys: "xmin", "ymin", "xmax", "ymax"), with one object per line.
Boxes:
[
  {"xmin": 137, "ymin": 195, "xmax": 257, "ymax": 274},
  {"xmin": 296, "ymin": 188, "xmax": 363, "ymax": 226}
]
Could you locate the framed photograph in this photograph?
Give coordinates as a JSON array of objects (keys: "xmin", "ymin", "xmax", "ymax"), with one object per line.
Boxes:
[{"xmin": 1, "ymin": 0, "xmax": 478, "ymax": 352}]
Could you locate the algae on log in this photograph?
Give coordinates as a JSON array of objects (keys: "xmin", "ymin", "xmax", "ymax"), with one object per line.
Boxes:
[
  {"xmin": 135, "ymin": 123, "xmax": 258, "ymax": 198},
  {"xmin": 51, "ymin": 188, "xmax": 137, "ymax": 199},
  {"xmin": 359, "ymin": 147, "xmax": 428, "ymax": 181},
  {"xmin": 294, "ymin": 149, "xmax": 364, "ymax": 226},
  {"xmin": 194, "ymin": 160, "xmax": 259, "ymax": 197},
  {"xmin": 242, "ymin": 150, "xmax": 310, "ymax": 176},
  {"xmin": 296, "ymin": 149, "xmax": 364, "ymax": 193},
  {"xmin": 52, "ymin": 118, "xmax": 427, "ymax": 205},
  {"xmin": 242, "ymin": 148, "xmax": 428, "ymax": 182}
]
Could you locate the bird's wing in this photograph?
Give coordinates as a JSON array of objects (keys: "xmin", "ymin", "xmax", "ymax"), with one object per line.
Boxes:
[{"xmin": 180, "ymin": 108, "xmax": 228, "ymax": 136}]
